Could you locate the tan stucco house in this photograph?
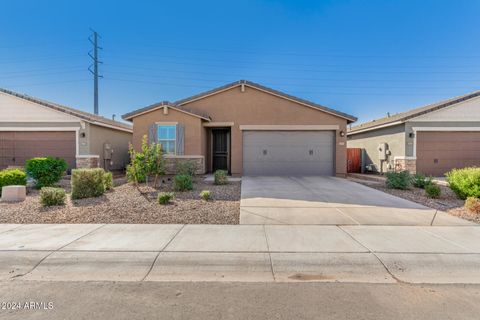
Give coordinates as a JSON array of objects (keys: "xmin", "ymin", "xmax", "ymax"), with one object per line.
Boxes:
[
  {"xmin": 122, "ymin": 80, "xmax": 357, "ymax": 176},
  {"xmin": 0, "ymin": 88, "xmax": 132, "ymax": 171},
  {"xmin": 347, "ymin": 90, "xmax": 480, "ymax": 176}
]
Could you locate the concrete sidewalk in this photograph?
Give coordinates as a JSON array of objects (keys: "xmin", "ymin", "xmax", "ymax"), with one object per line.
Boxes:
[{"xmin": 0, "ymin": 224, "xmax": 479, "ymax": 284}]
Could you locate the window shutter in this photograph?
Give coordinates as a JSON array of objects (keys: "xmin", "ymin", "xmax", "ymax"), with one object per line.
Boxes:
[
  {"xmin": 148, "ymin": 124, "xmax": 157, "ymax": 144},
  {"xmin": 176, "ymin": 124, "xmax": 185, "ymax": 155}
]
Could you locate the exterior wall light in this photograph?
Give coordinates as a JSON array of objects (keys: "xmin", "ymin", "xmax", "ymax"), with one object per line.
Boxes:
[{"xmin": 339, "ymin": 130, "xmax": 346, "ymax": 137}]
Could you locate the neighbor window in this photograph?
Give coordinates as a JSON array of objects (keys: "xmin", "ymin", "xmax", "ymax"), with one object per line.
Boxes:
[{"xmin": 157, "ymin": 124, "xmax": 176, "ymax": 154}]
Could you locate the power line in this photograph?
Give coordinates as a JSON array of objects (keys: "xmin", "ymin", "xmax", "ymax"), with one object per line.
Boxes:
[
  {"xmin": 0, "ymin": 68, "xmax": 85, "ymax": 79},
  {"xmin": 102, "ymin": 56, "xmax": 480, "ymax": 75},
  {"xmin": 103, "ymin": 63, "xmax": 480, "ymax": 83},
  {"xmin": 2, "ymin": 79, "xmax": 90, "ymax": 88},
  {"xmin": 105, "ymin": 77, "xmax": 478, "ymax": 96},
  {"xmin": 103, "ymin": 52, "xmax": 480, "ymax": 70},
  {"xmin": 116, "ymin": 42, "xmax": 480, "ymax": 59},
  {"xmin": 0, "ymin": 53, "xmax": 85, "ymax": 64},
  {"xmin": 0, "ymin": 65, "xmax": 85, "ymax": 76},
  {"xmin": 103, "ymin": 71, "xmax": 480, "ymax": 90}
]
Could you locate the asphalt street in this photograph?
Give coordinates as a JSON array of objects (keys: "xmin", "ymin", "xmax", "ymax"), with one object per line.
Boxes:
[{"xmin": 0, "ymin": 281, "xmax": 479, "ymax": 320}]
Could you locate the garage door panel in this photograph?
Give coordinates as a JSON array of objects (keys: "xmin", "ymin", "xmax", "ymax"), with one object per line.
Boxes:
[
  {"xmin": 243, "ymin": 131, "xmax": 334, "ymax": 176},
  {"xmin": 0, "ymin": 131, "xmax": 76, "ymax": 170},
  {"xmin": 417, "ymin": 131, "xmax": 480, "ymax": 176}
]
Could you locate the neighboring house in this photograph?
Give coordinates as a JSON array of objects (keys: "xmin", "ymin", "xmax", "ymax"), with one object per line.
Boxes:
[
  {"xmin": 0, "ymin": 88, "xmax": 132, "ymax": 171},
  {"xmin": 122, "ymin": 80, "xmax": 356, "ymax": 176},
  {"xmin": 347, "ymin": 90, "xmax": 480, "ymax": 176}
]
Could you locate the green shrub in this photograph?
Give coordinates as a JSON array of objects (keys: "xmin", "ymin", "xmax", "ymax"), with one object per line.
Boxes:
[
  {"xmin": 200, "ymin": 190, "xmax": 211, "ymax": 201},
  {"xmin": 174, "ymin": 174, "xmax": 193, "ymax": 191},
  {"xmin": 446, "ymin": 167, "xmax": 480, "ymax": 200},
  {"xmin": 71, "ymin": 168, "xmax": 106, "ymax": 200},
  {"xmin": 0, "ymin": 169, "xmax": 27, "ymax": 195},
  {"xmin": 177, "ymin": 161, "xmax": 197, "ymax": 176},
  {"xmin": 425, "ymin": 183, "xmax": 441, "ymax": 199},
  {"xmin": 385, "ymin": 171, "xmax": 411, "ymax": 190},
  {"xmin": 126, "ymin": 152, "xmax": 147, "ymax": 183},
  {"xmin": 40, "ymin": 187, "xmax": 66, "ymax": 206},
  {"xmin": 464, "ymin": 197, "xmax": 480, "ymax": 214},
  {"xmin": 126, "ymin": 136, "xmax": 165, "ymax": 187},
  {"xmin": 158, "ymin": 192, "xmax": 174, "ymax": 205},
  {"xmin": 214, "ymin": 170, "xmax": 228, "ymax": 185},
  {"xmin": 103, "ymin": 171, "xmax": 113, "ymax": 190},
  {"xmin": 25, "ymin": 157, "xmax": 67, "ymax": 188},
  {"xmin": 412, "ymin": 173, "xmax": 433, "ymax": 189}
]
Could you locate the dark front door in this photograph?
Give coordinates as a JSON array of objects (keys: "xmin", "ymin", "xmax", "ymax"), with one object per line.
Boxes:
[{"xmin": 212, "ymin": 129, "xmax": 229, "ymax": 172}]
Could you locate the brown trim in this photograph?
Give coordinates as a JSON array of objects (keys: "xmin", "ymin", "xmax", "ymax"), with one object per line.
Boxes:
[
  {"xmin": 239, "ymin": 125, "xmax": 339, "ymax": 131},
  {"xmin": 203, "ymin": 122, "xmax": 234, "ymax": 127}
]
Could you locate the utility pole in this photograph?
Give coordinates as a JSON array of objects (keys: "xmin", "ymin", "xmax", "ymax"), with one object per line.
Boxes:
[{"xmin": 88, "ymin": 29, "xmax": 102, "ymax": 115}]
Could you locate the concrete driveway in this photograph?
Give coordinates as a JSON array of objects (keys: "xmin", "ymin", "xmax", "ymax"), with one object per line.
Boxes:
[{"xmin": 240, "ymin": 176, "xmax": 472, "ymax": 226}]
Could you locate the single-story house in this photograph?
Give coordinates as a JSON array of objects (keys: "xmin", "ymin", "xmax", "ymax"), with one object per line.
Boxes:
[
  {"xmin": 122, "ymin": 80, "xmax": 357, "ymax": 176},
  {"xmin": 0, "ymin": 88, "xmax": 132, "ymax": 171},
  {"xmin": 347, "ymin": 90, "xmax": 480, "ymax": 176}
]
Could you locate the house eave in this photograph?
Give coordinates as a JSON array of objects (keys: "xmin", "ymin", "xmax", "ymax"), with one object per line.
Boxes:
[{"xmin": 347, "ymin": 120, "xmax": 403, "ymax": 136}]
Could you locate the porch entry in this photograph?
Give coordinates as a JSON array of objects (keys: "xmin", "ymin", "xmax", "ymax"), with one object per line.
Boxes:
[{"xmin": 211, "ymin": 128, "xmax": 230, "ymax": 173}]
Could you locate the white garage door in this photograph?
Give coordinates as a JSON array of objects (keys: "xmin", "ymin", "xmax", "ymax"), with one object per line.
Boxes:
[{"xmin": 242, "ymin": 131, "xmax": 335, "ymax": 176}]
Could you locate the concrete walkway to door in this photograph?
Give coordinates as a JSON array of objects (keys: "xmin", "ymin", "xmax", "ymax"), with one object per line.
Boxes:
[{"xmin": 240, "ymin": 176, "xmax": 472, "ymax": 226}]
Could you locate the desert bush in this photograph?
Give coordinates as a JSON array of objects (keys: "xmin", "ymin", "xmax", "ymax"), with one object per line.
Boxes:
[
  {"xmin": 177, "ymin": 161, "xmax": 197, "ymax": 176},
  {"xmin": 40, "ymin": 187, "xmax": 66, "ymax": 206},
  {"xmin": 103, "ymin": 171, "xmax": 113, "ymax": 190},
  {"xmin": 71, "ymin": 168, "xmax": 106, "ymax": 200},
  {"xmin": 446, "ymin": 167, "xmax": 480, "ymax": 200},
  {"xmin": 158, "ymin": 192, "xmax": 174, "ymax": 205},
  {"xmin": 0, "ymin": 169, "xmax": 27, "ymax": 195},
  {"xmin": 425, "ymin": 183, "xmax": 441, "ymax": 198},
  {"xmin": 126, "ymin": 135, "xmax": 165, "ymax": 186},
  {"xmin": 25, "ymin": 157, "xmax": 67, "ymax": 188},
  {"xmin": 412, "ymin": 173, "xmax": 433, "ymax": 189},
  {"xmin": 464, "ymin": 197, "xmax": 480, "ymax": 214},
  {"xmin": 385, "ymin": 171, "xmax": 411, "ymax": 190},
  {"xmin": 200, "ymin": 190, "xmax": 211, "ymax": 201},
  {"xmin": 174, "ymin": 174, "xmax": 193, "ymax": 191},
  {"xmin": 214, "ymin": 170, "xmax": 228, "ymax": 185}
]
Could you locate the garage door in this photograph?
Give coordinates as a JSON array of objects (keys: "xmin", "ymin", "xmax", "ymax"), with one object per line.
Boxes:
[
  {"xmin": 243, "ymin": 131, "xmax": 334, "ymax": 176},
  {"xmin": 416, "ymin": 131, "xmax": 480, "ymax": 176},
  {"xmin": 0, "ymin": 131, "xmax": 76, "ymax": 170}
]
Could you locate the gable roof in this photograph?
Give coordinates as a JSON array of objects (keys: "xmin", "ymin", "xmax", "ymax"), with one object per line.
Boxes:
[
  {"xmin": 122, "ymin": 101, "xmax": 211, "ymax": 121},
  {"xmin": 0, "ymin": 88, "xmax": 132, "ymax": 132},
  {"xmin": 348, "ymin": 89, "xmax": 480, "ymax": 135},
  {"xmin": 122, "ymin": 80, "xmax": 357, "ymax": 123}
]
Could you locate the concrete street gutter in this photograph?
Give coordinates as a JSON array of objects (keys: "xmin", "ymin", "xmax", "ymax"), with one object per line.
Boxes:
[{"xmin": 0, "ymin": 224, "xmax": 479, "ymax": 284}]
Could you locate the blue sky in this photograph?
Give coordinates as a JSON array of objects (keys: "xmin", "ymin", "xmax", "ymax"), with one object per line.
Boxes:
[{"xmin": 1, "ymin": 0, "xmax": 479, "ymax": 124}]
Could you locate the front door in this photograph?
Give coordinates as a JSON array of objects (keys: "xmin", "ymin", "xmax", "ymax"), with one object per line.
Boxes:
[{"xmin": 212, "ymin": 129, "xmax": 230, "ymax": 172}]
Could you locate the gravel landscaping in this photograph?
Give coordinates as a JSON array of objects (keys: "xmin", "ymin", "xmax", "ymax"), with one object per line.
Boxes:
[
  {"xmin": 0, "ymin": 176, "xmax": 240, "ymax": 224},
  {"xmin": 348, "ymin": 175, "xmax": 479, "ymax": 224}
]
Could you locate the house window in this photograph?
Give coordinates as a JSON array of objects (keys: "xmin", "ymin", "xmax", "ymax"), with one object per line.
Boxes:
[{"xmin": 157, "ymin": 124, "xmax": 176, "ymax": 154}]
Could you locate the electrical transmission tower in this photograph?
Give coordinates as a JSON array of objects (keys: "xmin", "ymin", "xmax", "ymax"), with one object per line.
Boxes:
[{"xmin": 88, "ymin": 29, "xmax": 103, "ymax": 115}]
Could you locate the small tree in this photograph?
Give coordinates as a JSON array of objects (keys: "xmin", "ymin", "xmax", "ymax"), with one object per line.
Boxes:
[{"xmin": 126, "ymin": 135, "xmax": 165, "ymax": 187}]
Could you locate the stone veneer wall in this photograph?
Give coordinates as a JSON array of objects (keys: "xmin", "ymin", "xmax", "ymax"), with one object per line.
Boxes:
[
  {"xmin": 394, "ymin": 158, "xmax": 417, "ymax": 173},
  {"xmin": 164, "ymin": 156, "xmax": 205, "ymax": 175},
  {"xmin": 76, "ymin": 156, "xmax": 100, "ymax": 169}
]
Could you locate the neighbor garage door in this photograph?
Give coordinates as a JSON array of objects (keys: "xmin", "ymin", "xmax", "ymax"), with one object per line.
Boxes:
[
  {"xmin": 0, "ymin": 131, "xmax": 76, "ymax": 169},
  {"xmin": 242, "ymin": 131, "xmax": 334, "ymax": 176},
  {"xmin": 416, "ymin": 131, "xmax": 480, "ymax": 176}
]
